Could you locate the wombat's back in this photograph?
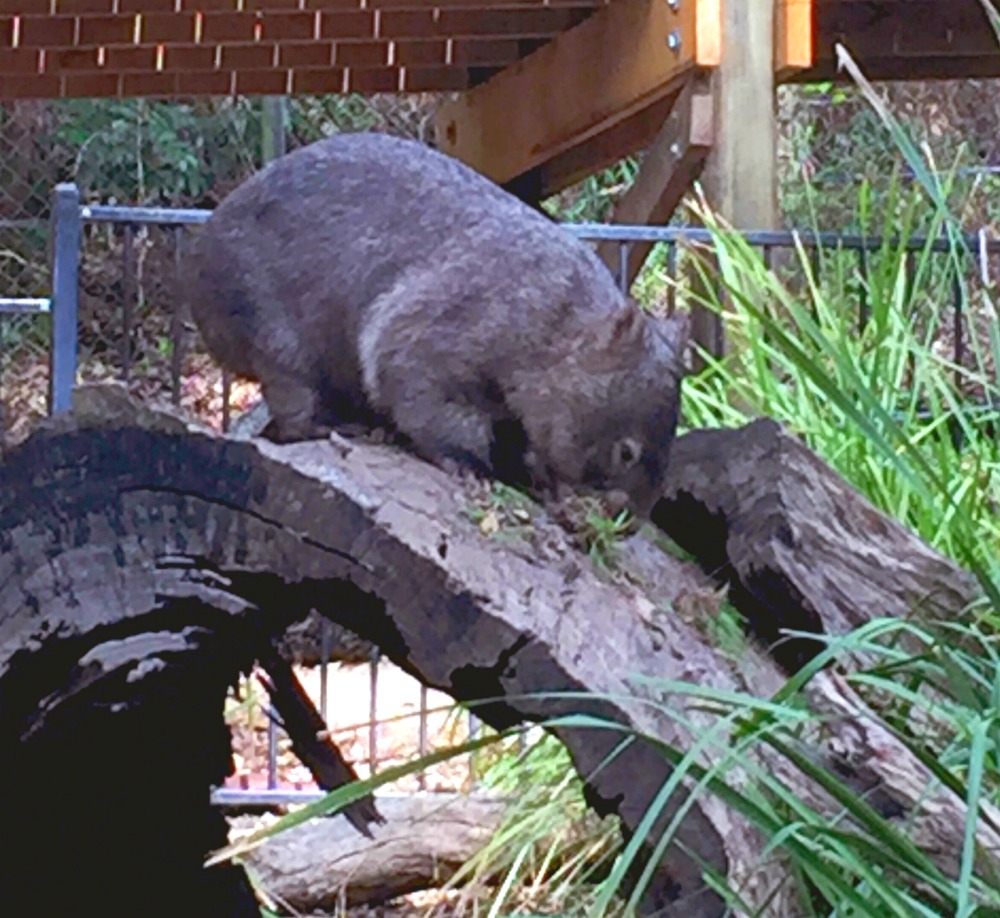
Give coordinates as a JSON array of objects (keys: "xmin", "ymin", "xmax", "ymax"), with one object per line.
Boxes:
[{"xmin": 187, "ymin": 131, "xmax": 628, "ymax": 431}]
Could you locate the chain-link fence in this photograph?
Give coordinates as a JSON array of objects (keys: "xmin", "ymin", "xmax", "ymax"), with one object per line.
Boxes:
[{"xmin": 0, "ymin": 93, "xmax": 443, "ymax": 447}]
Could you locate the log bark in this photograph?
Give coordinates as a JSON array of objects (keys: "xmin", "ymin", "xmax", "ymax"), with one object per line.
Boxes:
[
  {"xmin": 235, "ymin": 794, "xmax": 508, "ymax": 912},
  {"xmin": 653, "ymin": 419, "xmax": 981, "ymax": 671},
  {"xmin": 0, "ymin": 385, "xmax": 995, "ymax": 916}
]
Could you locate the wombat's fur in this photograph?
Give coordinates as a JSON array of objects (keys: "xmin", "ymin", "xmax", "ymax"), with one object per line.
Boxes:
[{"xmin": 187, "ymin": 132, "xmax": 686, "ymax": 516}]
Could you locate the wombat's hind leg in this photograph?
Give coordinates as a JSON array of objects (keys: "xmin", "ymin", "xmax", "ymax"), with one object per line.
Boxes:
[{"xmin": 260, "ymin": 371, "xmax": 332, "ymax": 443}]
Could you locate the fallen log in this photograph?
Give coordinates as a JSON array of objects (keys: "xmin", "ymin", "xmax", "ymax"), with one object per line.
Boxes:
[
  {"xmin": 235, "ymin": 794, "xmax": 508, "ymax": 912},
  {"xmin": 0, "ymin": 384, "xmax": 994, "ymax": 916}
]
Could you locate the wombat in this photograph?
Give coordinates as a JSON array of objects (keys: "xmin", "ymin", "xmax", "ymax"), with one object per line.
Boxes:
[{"xmin": 187, "ymin": 132, "xmax": 686, "ymax": 517}]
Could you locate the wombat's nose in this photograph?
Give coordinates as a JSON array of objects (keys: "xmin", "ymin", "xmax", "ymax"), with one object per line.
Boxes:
[{"xmin": 605, "ymin": 488, "xmax": 632, "ymax": 518}]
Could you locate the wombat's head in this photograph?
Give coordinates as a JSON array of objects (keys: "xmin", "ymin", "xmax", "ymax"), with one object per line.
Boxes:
[{"xmin": 524, "ymin": 306, "xmax": 688, "ymax": 518}]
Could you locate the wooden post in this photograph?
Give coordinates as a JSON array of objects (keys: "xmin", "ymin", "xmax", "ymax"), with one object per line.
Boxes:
[{"xmin": 692, "ymin": 0, "xmax": 779, "ymax": 362}]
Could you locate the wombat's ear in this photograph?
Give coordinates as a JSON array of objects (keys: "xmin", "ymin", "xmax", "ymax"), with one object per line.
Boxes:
[
  {"xmin": 602, "ymin": 305, "xmax": 647, "ymax": 350},
  {"xmin": 576, "ymin": 306, "xmax": 648, "ymax": 373},
  {"xmin": 649, "ymin": 311, "xmax": 691, "ymax": 374}
]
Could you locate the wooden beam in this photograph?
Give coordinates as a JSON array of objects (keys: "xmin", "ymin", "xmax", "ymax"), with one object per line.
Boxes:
[
  {"xmin": 792, "ymin": 0, "xmax": 1000, "ymax": 82},
  {"xmin": 536, "ymin": 93, "xmax": 680, "ymax": 198},
  {"xmin": 596, "ymin": 77, "xmax": 714, "ymax": 288},
  {"xmin": 432, "ymin": 0, "xmax": 709, "ymax": 186},
  {"xmin": 775, "ymin": 0, "xmax": 814, "ymax": 78}
]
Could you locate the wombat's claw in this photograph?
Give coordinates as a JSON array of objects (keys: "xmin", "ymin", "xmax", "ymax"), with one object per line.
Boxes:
[{"xmin": 438, "ymin": 456, "xmax": 488, "ymax": 484}]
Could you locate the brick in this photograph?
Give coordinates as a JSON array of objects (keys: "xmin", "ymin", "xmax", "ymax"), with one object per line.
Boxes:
[
  {"xmin": 11, "ymin": 0, "xmax": 53, "ymax": 12},
  {"xmin": 219, "ymin": 42, "xmax": 275, "ymax": 69},
  {"xmin": 318, "ymin": 10, "xmax": 373, "ymax": 39},
  {"xmin": 47, "ymin": 46, "xmax": 100, "ymax": 70},
  {"xmin": 142, "ymin": 12, "xmax": 195, "ymax": 42},
  {"xmin": 451, "ymin": 37, "xmax": 520, "ymax": 65},
  {"xmin": 179, "ymin": 0, "xmax": 238, "ymax": 8},
  {"xmin": 346, "ymin": 65, "xmax": 395, "ymax": 91},
  {"xmin": 201, "ymin": 13, "xmax": 259, "ymax": 42},
  {"xmin": 378, "ymin": 10, "xmax": 436, "ymax": 38},
  {"xmin": 0, "ymin": 73, "xmax": 61, "ymax": 97},
  {"xmin": 78, "ymin": 15, "xmax": 136, "ymax": 44},
  {"xmin": 0, "ymin": 49, "xmax": 42, "ymax": 74},
  {"xmin": 62, "ymin": 71, "xmax": 121, "ymax": 95},
  {"xmin": 20, "ymin": 16, "xmax": 77, "ymax": 47},
  {"xmin": 334, "ymin": 40, "xmax": 385, "ymax": 67},
  {"xmin": 276, "ymin": 40, "xmax": 330, "ymax": 67},
  {"xmin": 120, "ymin": 70, "xmax": 178, "ymax": 95},
  {"xmin": 393, "ymin": 38, "xmax": 444, "ymax": 66},
  {"xmin": 118, "ymin": 0, "xmax": 176, "ymax": 11},
  {"xmin": 162, "ymin": 44, "xmax": 215, "ymax": 70},
  {"xmin": 175, "ymin": 69, "xmax": 231, "ymax": 93},
  {"xmin": 105, "ymin": 45, "xmax": 157, "ymax": 69},
  {"xmin": 302, "ymin": 0, "xmax": 361, "ymax": 8},
  {"xmin": 0, "ymin": 18, "xmax": 13, "ymax": 48},
  {"xmin": 439, "ymin": 7, "xmax": 584, "ymax": 35},
  {"xmin": 245, "ymin": 0, "xmax": 301, "ymax": 9},
  {"xmin": 258, "ymin": 11, "xmax": 314, "ymax": 40},
  {"xmin": 404, "ymin": 65, "xmax": 468, "ymax": 92},
  {"xmin": 55, "ymin": 0, "xmax": 115, "ymax": 10},
  {"xmin": 291, "ymin": 65, "xmax": 344, "ymax": 94},
  {"xmin": 234, "ymin": 67, "xmax": 287, "ymax": 93}
]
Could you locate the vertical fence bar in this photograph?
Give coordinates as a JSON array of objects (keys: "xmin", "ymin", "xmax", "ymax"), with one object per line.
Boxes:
[
  {"xmin": 221, "ymin": 368, "xmax": 233, "ymax": 433},
  {"xmin": 267, "ymin": 711, "xmax": 278, "ymax": 790},
  {"xmin": 319, "ymin": 617, "xmax": 332, "ymax": 722},
  {"xmin": 953, "ymin": 268, "xmax": 965, "ymax": 387},
  {"xmin": 666, "ymin": 242, "xmax": 678, "ymax": 313},
  {"xmin": 121, "ymin": 224, "xmax": 135, "ymax": 383},
  {"xmin": 857, "ymin": 246, "xmax": 870, "ymax": 332},
  {"xmin": 417, "ymin": 683, "xmax": 428, "ymax": 791},
  {"xmin": 468, "ymin": 710, "xmax": 480, "ymax": 788},
  {"xmin": 617, "ymin": 242, "xmax": 630, "ymax": 295},
  {"xmin": 368, "ymin": 649, "xmax": 380, "ymax": 775},
  {"xmin": 170, "ymin": 227, "xmax": 184, "ymax": 407},
  {"xmin": 49, "ymin": 183, "xmax": 81, "ymax": 415},
  {"xmin": 904, "ymin": 250, "xmax": 916, "ymax": 306}
]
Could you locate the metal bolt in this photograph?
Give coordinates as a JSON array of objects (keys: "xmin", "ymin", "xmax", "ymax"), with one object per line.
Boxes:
[
  {"xmin": 666, "ymin": 30, "xmax": 682, "ymax": 51},
  {"xmin": 667, "ymin": 0, "xmax": 680, "ymax": 9}
]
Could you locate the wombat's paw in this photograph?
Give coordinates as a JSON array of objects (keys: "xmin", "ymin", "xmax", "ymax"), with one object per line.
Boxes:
[
  {"xmin": 264, "ymin": 418, "xmax": 334, "ymax": 444},
  {"xmin": 326, "ymin": 430, "xmax": 356, "ymax": 457}
]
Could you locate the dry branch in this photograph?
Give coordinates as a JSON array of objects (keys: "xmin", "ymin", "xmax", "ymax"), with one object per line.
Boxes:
[{"xmin": 235, "ymin": 794, "xmax": 508, "ymax": 911}]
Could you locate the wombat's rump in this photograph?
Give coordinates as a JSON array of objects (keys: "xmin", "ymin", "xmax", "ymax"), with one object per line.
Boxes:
[{"xmin": 187, "ymin": 132, "xmax": 686, "ymax": 516}]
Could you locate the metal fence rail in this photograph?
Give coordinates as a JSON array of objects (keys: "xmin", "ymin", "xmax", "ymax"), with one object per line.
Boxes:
[{"xmin": 12, "ymin": 183, "xmax": 999, "ymax": 805}]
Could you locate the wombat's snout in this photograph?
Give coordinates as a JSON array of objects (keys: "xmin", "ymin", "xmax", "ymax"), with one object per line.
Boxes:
[{"xmin": 605, "ymin": 488, "xmax": 635, "ymax": 519}]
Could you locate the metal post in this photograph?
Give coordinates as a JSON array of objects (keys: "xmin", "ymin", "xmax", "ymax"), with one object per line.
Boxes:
[
  {"xmin": 49, "ymin": 183, "xmax": 81, "ymax": 415},
  {"xmin": 368, "ymin": 649, "xmax": 380, "ymax": 775},
  {"xmin": 261, "ymin": 97, "xmax": 287, "ymax": 165}
]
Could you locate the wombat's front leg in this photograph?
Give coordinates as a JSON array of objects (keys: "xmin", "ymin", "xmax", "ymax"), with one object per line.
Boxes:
[
  {"xmin": 260, "ymin": 371, "xmax": 333, "ymax": 443},
  {"xmin": 391, "ymin": 392, "xmax": 495, "ymax": 480}
]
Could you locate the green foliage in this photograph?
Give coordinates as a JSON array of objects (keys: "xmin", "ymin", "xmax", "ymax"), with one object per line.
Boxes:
[
  {"xmin": 579, "ymin": 506, "xmax": 632, "ymax": 572},
  {"xmin": 51, "ymin": 98, "xmax": 260, "ymax": 204}
]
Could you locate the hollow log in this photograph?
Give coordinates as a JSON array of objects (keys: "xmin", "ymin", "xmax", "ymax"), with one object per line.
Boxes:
[
  {"xmin": 0, "ymin": 384, "xmax": 994, "ymax": 916},
  {"xmin": 653, "ymin": 419, "xmax": 981, "ymax": 671}
]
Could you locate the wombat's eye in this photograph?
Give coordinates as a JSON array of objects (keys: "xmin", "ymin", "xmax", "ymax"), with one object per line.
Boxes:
[{"xmin": 613, "ymin": 437, "xmax": 642, "ymax": 470}]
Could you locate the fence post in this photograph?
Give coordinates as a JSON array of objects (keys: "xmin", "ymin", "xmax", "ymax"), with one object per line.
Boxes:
[{"xmin": 49, "ymin": 183, "xmax": 81, "ymax": 415}]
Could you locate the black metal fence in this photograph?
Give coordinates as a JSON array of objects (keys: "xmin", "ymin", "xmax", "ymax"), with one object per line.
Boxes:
[{"xmin": 7, "ymin": 182, "xmax": 1000, "ymax": 804}]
